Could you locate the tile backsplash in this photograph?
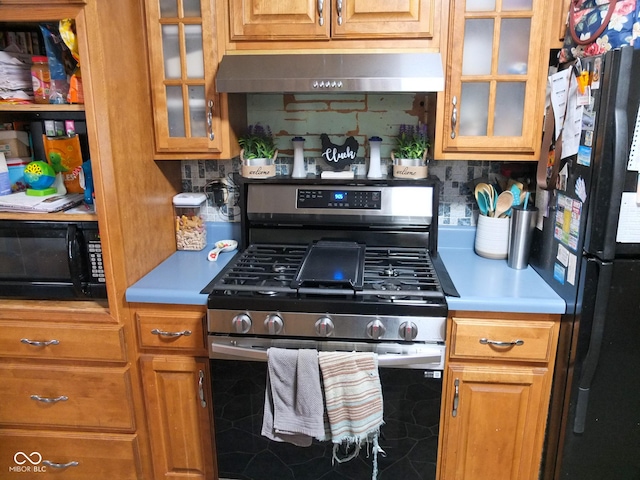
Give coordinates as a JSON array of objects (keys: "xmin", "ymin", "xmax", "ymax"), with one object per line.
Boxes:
[
  {"xmin": 181, "ymin": 158, "xmax": 523, "ymax": 226},
  {"xmin": 180, "ymin": 93, "xmax": 535, "ymax": 226}
]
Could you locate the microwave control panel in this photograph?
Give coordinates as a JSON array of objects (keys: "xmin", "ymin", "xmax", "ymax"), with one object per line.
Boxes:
[{"xmin": 88, "ymin": 240, "xmax": 105, "ymax": 283}]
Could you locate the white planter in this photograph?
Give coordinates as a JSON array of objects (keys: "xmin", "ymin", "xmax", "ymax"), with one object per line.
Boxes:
[
  {"xmin": 240, "ymin": 149, "xmax": 277, "ymax": 178},
  {"xmin": 391, "ymin": 151, "xmax": 428, "ymax": 179}
]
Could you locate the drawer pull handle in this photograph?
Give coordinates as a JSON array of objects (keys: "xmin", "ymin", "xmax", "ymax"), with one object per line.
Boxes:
[
  {"xmin": 31, "ymin": 394, "xmax": 68, "ymax": 403},
  {"xmin": 479, "ymin": 338, "xmax": 525, "ymax": 347},
  {"xmin": 42, "ymin": 460, "xmax": 79, "ymax": 469},
  {"xmin": 151, "ymin": 328, "xmax": 192, "ymax": 338},
  {"xmin": 21, "ymin": 338, "xmax": 60, "ymax": 347}
]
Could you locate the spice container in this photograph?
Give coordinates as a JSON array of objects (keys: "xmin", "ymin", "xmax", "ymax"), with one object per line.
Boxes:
[
  {"xmin": 173, "ymin": 193, "xmax": 207, "ymax": 251},
  {"xmin": 31, "ymin": 56, "xmax": 51, "ymax": 104}
]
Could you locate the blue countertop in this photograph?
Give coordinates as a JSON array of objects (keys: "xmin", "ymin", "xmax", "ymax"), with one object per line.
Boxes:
[
  {"xmin": 126, "ymin": 224, "xmax": 566, "ymax": 314},
  {"xmin": 438, "ymin": 227, "xmax": 565, "ymax": 314}
]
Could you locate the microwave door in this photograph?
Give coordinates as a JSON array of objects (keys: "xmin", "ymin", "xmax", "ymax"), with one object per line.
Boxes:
[{"xmin": 67, "ymin": 223, "xmax": 89, "ymax": 298}]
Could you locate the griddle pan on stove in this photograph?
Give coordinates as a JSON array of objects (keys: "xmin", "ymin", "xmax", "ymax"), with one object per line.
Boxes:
[{"xmin": 291, "ymin": 240, "xmax": 365, "ymax": 291}]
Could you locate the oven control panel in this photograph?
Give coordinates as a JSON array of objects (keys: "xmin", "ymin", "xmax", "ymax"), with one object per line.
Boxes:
[{"xmin": 297, "ymin": 189, "xmax": 381, "ymax": 210}]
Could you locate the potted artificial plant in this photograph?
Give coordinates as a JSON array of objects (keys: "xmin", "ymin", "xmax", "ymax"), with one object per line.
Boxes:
[
  {"xmin": 391, "ymin": 123, "xmax": 430, "ymax": 179},
  {"xmin": 238, "ymin": 124, "xmax": 277, "ymax": 164}
]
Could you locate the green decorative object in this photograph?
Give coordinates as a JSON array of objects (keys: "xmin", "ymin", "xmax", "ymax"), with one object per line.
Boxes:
[{"xmin": 23, "ymin": 160, "xmax": 57, "ymax": 196}]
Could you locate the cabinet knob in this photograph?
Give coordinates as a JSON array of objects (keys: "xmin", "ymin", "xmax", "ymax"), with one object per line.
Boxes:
[{"xmin": 336, "ymin": 0, "xmax": 343, "ymax": 25}]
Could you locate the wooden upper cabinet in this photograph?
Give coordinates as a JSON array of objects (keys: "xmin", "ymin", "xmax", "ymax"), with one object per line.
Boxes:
[
  {"xmin": 144, "ymin": 0, "xmax": 245, "ymax": 158},
  {"xmin": 549, "ymin": 0, "xmax": 569, "ymax": 49},
  {"xmin": 228, "ymin": 0, "xmax": 435, "ymax": 42},
  {"xmin": 435, "ymin": 0, "xmax": 551, "ymax": 160}
]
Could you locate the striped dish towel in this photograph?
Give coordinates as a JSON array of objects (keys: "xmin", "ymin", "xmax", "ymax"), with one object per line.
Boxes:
[{"xmin": 318, "ymin": 351, "xmax": 385, "ymax": 479}]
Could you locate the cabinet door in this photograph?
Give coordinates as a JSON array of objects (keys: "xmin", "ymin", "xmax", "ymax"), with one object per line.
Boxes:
[
  {"xmin": 332, "ymin": 0, "xmax": 434, "ymax": 39},
  {"xmin": 229, "ymin": 0, "xmax": 330, "ymax": 40},
  {"xmin": 438, "ymin": 363, "xmax": 549, "ymax": 480},
  {"xmin": 140, "ymin": 356, "xmax": 216, "ymax": 480},
  {"xmin": 229, "ymin": 0, "xmax": 433, "ymax": 41},
  {"xmin": 145, "ymin": 0, "xmax": 240, "ymax": 156},
  {"xmin": 549, "ymin": 0, "xmax": 569, "ymax": 49},
  {"xmin": 436, "ymin": 0, "xmax": 549, "ymax": 160}
]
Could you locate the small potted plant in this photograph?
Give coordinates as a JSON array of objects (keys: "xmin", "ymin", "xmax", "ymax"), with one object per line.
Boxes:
[
  {"xmin": 238, "ymin": 123, "xmax": 278, "ymax": 178},
  {"xmin": 391, "ymin": 123, "xmax": 430, "ymax": 179}
]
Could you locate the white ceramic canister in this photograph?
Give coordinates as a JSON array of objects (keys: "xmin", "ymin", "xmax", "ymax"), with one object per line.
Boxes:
[{"xmin": 475, "ymin": 214, "xmax": 510, "ymax": 259}]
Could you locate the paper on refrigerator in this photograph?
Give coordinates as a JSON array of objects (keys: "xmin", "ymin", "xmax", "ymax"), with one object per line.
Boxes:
[{"xmin": 548, "ymin": 68, "xmax": 582, "ymax": 159}]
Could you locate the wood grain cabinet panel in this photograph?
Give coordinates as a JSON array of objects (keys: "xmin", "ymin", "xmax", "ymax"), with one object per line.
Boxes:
[
  {"xmin": 229, "ymin": 0, "xmax": 435, "ymax": 41},
  {"xmin": 135, "ymin": 305, "xmax": 207, "ymax": 354},
  {"xmin": 435, "ymin": 0, "xmax": 552, "ymax": 160},
  {"xmin": 0, "ymin": 430, "xmax": 141, "ymax": 479},
  {"xmin": 0, "ymin": 322, "xmax": 126, "ymax": 362},
  {"xmin": 140, "ymin": 355, "xmax": 216, "ymax": 480},
  {"xmin": 0, "ymin": 364, "xmax": 135, "ymax": 431},
  {"xmin": 437, "ymin": 312, "xmax": 560, "ymax": 480},
  {"xmin": 439, "ymin": 363, "xmax": 549, "ymax": 480},
  {"xmin": 144, "ymin": 0, "xmax": 245, "ymax": 158},
  {"xmin": 450, "ymin": 317, "xmax": 555, "ymax": 362}
]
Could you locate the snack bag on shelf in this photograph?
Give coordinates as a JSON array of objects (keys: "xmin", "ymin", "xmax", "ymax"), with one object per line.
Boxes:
[{"xmin": 42, "ymin": 134, "xmax": 84, "ymax": 193}]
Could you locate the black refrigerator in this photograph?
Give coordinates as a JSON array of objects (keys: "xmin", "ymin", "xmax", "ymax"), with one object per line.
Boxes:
[{"xmin": 530, "ymin": 45, "xmax": 640, "ymax": 480}]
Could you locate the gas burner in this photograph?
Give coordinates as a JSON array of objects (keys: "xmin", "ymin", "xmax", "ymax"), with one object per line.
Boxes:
[
  {"xmin": 272, "ymin": 263, "xmax": 288, "ymax": 273},
  {"xmin": 371, "ymin": 280, "xmax": 409, "ymax": 300},
  {"xmin": 257, "ymin": 279, "xmax": 288, "ymax": 296},
  {"xmin": 379, "ymin": 265, "xmax": 399, "ymax": 277}
]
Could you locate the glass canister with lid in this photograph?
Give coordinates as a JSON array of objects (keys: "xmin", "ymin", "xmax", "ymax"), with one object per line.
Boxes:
[{"xmin": 173, "ymin": 193, "xmax": 207, "ymax": 251}]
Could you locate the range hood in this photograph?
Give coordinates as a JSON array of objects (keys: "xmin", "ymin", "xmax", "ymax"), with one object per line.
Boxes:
[{"xmin": 215, "ymin": 52, "xmax": 444, "ymax": 93}]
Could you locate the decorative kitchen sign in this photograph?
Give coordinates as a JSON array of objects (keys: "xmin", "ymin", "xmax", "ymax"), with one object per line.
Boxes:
[{"xmin": 320, "ymin": 133, "xmax": 358, "ymax": 172}]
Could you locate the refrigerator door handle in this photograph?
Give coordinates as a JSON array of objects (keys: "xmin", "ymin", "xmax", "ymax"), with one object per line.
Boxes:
[{"xmin": 573, "ymin": 258, "xmax": 614, "ymax": 433}]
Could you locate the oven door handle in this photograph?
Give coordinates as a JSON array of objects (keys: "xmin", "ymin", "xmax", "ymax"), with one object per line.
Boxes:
[{"xmin": 210, "ymin": 342, "xmax": 443, "ymax": 367}]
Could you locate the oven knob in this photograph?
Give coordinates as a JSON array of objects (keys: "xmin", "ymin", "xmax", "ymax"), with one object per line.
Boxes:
[
  {"xmin": 264, "ymin": 314, "xmax": 284, "ymax": 335},
  {"xmin": 399, "ymin": 321, "xmax": 418, "ymax": 341},
  {"xmin": 315, "ymin": 317, "xmax": 335, "ymax": 337},
  {"xmin": 366, "ymin": 319, "xmax": 386, "ymax": 339},
  {"xmin": 231, "ymin": 313, "xmax": 252, "ymax": 334}
]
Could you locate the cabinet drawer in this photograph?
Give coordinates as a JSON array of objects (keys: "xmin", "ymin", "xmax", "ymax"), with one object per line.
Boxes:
[
  {"xmin": 0, "ymin": 364, "xmax": 135, "ymax": 431},
  {"xmin": 450, "ymin": 317, "xmax": 556, "ymax": 362},
  {"xmin": 135, "ymin": 306, "xmax": 206, "ymax": 353},
  {"xmin": 0, "ymin": 322, "xmax": 126, "ymax": 362},
  {"xmin": 0, "ymin": 430, "xmax": 140, "ymax": 479}
]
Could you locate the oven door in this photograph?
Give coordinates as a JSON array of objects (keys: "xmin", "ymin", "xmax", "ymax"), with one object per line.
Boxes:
[{"xmin": 209, "ymin": 336, "xmax": 444, "ymax": 480}]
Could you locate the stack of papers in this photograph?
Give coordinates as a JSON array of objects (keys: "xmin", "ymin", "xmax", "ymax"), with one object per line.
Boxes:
[
  {"xmin": 0, "ymin": 192, "xmax": 83, "ymax": 213},
  {"xmin": 0, "ymin": 48, "xmax": 33, "ymax": 102}
]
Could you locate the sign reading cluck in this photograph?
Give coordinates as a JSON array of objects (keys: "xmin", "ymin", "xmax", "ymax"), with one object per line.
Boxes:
[{"xmin": 320, "ymin": 134, "xmax": 359, "ymax": 171}]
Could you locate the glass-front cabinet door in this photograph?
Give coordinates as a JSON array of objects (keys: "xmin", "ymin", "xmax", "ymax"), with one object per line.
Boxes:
[
  {"xmin": 145, "ymin": 0, "xmax": 242, "ymax": 158},
  {"xmin": 435, "ymin": 0, "xmax": 550, "ymax": 160}
]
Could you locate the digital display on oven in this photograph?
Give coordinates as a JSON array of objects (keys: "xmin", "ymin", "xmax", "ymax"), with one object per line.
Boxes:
[{"xmin": 296, "ymin": 189, "xmax": 382, "ymax": 209}]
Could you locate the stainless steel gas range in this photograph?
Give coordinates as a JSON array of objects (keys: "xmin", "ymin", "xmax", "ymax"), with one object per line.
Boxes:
[{"xmin": 203, "ymin": 176, "xmax": 457, "ymax": 480}]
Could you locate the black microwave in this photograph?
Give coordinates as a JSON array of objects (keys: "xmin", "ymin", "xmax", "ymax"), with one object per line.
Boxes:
[{"xmin": 0, "ymin": 220, "xmax": 107, "ymax": 300}]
